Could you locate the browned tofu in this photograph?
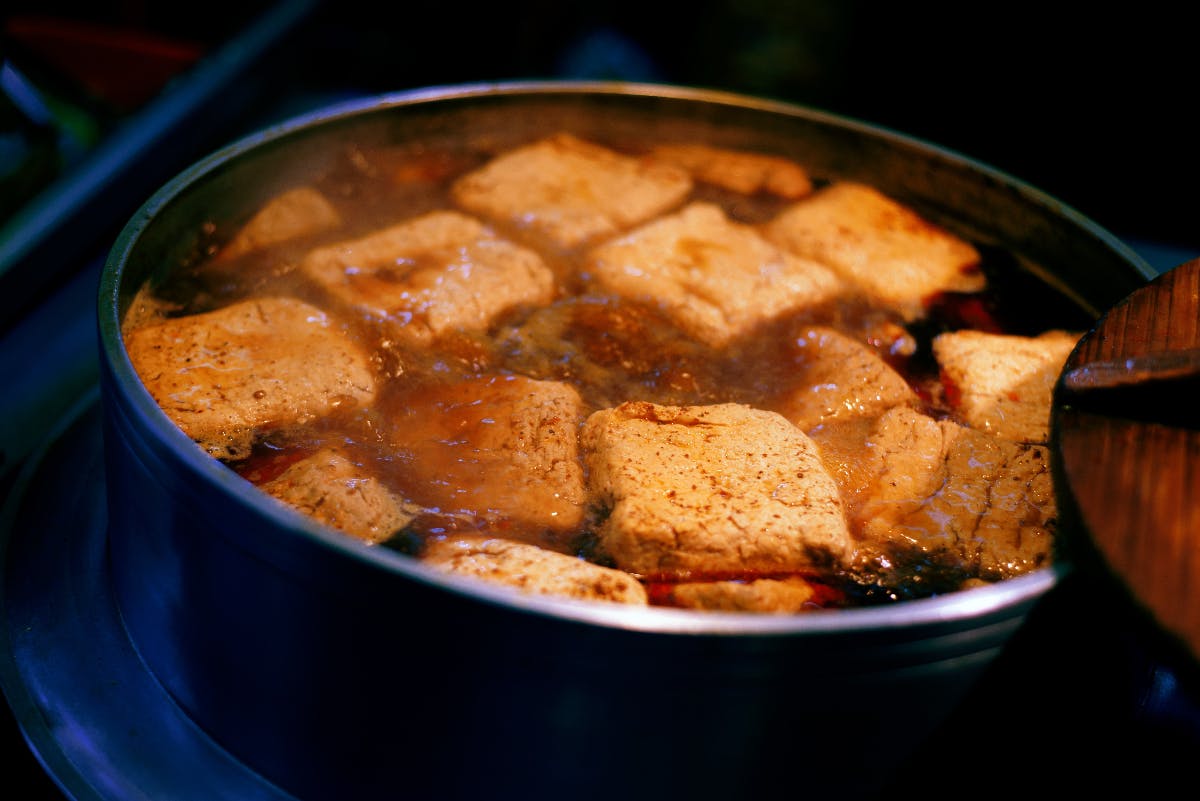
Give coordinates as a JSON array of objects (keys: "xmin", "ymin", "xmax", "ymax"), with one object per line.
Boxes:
[
  {"xmin": 219, "ymin": 186, "xmax": 342, "ymax": 260},
  {"xmin": 422, "ymin": 535, "xmax": 648, "ymax": 605},
  {"xmin": 300, "ymin": 210, "xmax": 555, "ymax": 345},
  {"xmin": 451, "ymin": 133, "xmax": 693, "ymax": 250},
  {"xmin": 764, "ymin": 182, "xmax": 985, "ymax": 320},
  {"xmin": 848, "ymin": 406, "xmax": 1055, "ymax": 583},
  {"xmin": 773, "ymin": 325, "xmax": 918, "ymax": 431},
  {"xmin": 663, "ymin": 577, "xmax": 822, "ymax": 613},
  {"xmin": 582, "ymin": 401, "xmax": 851, "ymax": 578},
  {"xmin": 388, "ymin": 375, "xmax": 587, "ymax": 535},
  {"xmin": 648, "ymin": 143, "xmax": 813, "ymax": 198},
  {"xmin": 585, "ymin": 202, "xmax": 845, "ymax": 348},
  {"xmin": 261, "ymin": 446, "xmax": 420, "ymax": 544},
  {"xmin": 124, "ymin": 297, "xmax": 376, "ymax": 460},
  {"xmin": 933, "ymin": 329, "xmax": 1080, "ymax": 443}
]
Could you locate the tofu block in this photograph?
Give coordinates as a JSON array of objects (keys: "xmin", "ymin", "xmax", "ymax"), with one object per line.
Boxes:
[
  {"xmin": 764, "ymin": 182, "xmax": 985, "ymax": 320},
  {"xmin": 124, "ymin": 297, "xmax": 376, "ymax": 460},
  {"xmin": 219, "ymin": 186, "xmax": 342, "ymax": 259},
  {"xmin": 582, "ymin": 401, "xmax": 851, "ymax": 578},
  {"xmin": 388, "ymin": 375, "xmax": 587, "ymax": 534},
  {"xmin": 649, "ymin": 142, "xmax": 813, "ymax": 198},
  {"xmin": 301, "ymin": 210, "xmax": 555, "ymax": 345},
  {"xmin": 850, "ymin": 406, "xmax": 1056, "ymax": 583},
  {"xmin": 451, "ymin": 133, "xmax": 693, "ymax": 250},
  {"xmin": 933, "ymin": 329, "xmax": 1080, "ymax": 443},
  {"xmin": 663, "ymin": 577, "xmax": 822, "ymax": 613},
  {"xmin": 261, "ymin": 447, "xmax": 420, "ymax": 544},
  {"xmin": 586, "ymin": 202, "xmax": 845, "ymax": 347},
  {"xmin": 422, "ymin": 536, "xmax": 648, "ymax": 605},
  {"xmin": 774, "ymin": 325, "xmax": 918, "ymax": 430}
]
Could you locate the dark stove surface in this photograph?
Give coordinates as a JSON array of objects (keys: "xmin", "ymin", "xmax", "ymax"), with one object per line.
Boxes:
[{"xmin": 3, "ymin": 2, "xmax": 1199, "ymax": 798}]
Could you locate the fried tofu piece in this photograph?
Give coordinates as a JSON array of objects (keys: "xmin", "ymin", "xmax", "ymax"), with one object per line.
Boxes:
[
  {"xmin": 388, "ymin": 375, "xmax": 587, "ymax": 534},
  {"xmin": 663, "ymin": 577, "xmax": 822, "ymax": 613},
  {"xmin": 933, "ymin": 329, "xmax": 1080, "ymax": 443},
  {"xmin": 124, "ymin": 297, "xmax": 376, "ymax": 460},
  {"xmin": 300, "ymin": 210, "xmax": 555, "ymax": 345},
  {"xmin": 849, "ymin": 406, "xmax": 1055, "ymax": 583},
  {"xmin": 451, "ymin": 133, "xmax": 693, "ymax": 250},
  {"xmin": 261, "ymin": 447, "xmax": 420, "ymax": 544},
  {"xmin": 649, "ymin": 143, "xmax": 813, "ymax": 198},
  {"xmin": 219, "ymin": 186, "xmax": 342, "ymax": 260},
  {"xmin": 585, "ymin": 202, "xmax": 844, "ymax": 348},
  {"xmin": 764, "ymin": 182, "xmax": 985, "ymax": 320},
  {"xmin": 774, "ymin": 325, "xmax": 918, "ymax": 431},
  {"xmin": 422, "ymin": 536, "xmax": 648, "ymax": 605},
  {"xmin": 582, "ymin": 401, "xmax": 851, "ymax": 578}
]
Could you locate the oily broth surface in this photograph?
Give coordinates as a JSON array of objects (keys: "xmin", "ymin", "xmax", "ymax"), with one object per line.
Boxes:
[{"xmin": 129, "ymin": 134, "xmax": 1089, "ymax": 607}]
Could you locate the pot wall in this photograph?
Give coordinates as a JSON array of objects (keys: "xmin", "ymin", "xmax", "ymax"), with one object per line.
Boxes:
[{"xmin": 102, "ymin": 384, "xmax": 1036, "ymax": 800}]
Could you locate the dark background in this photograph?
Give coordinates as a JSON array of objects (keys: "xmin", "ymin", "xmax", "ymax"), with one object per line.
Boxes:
[
  {"xmin": 2, "ymin": 1, "xmax": 1197, "ymax": 798},
  {"xmin": 4, "ymin": 0, "xmax": 1197, "ymax": 256},
  {"xmin": 5, "ymin": 0, "xmax": 1197, "ymax": 338},
  {"xmin": 304, "ymin": 1, "xmax": 1195, "ymax": 256},
  {"xmin": 320, "ymin": 1, "xmax": 1197, "ymax": 256}
]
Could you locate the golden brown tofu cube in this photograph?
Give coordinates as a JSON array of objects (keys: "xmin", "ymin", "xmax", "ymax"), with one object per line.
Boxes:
[
  {"xmin": 301, "ymin": 210, "xmax": 555, "ymax": 345},
  {"xmin": 774, "ymin": 325, "xmax": 918, "ymax": 431},
  {"xmin": 219, "ymin": 186, "xmax": 342, "ymax": 260},
  {"xmin": 849, "ymin": 406, "xmax": 1055, "ymax": 583},
  {"xmin": 586, "ymin": 202, "xmax": 844, "ymax": 348},
  {"xmin": 933, "ymin": 329, "xmax": 1080, "ymax": 443},
  {"xmin": 422, "ymin": 536, "xmax": 648, "ymax": 605},
  {"xmin": 387, "ymin": 375, "xmax": 587, "ymax": 535},
  {"xmin": 649, "ymin": 142, "xmax": 813, "ymax": 198},
  {"xmin": 582, "ymin": 401, "xmax": 851, "ymax": 578},
  {"xmin": 261, "ymin": 446, "xmax": 420, "ymax": 545},
  {"xmin": 764, "ymin": 182, "xmax": 985, "ymax": 320},
  {"xmin": 451, "ymin": 133, "xmax": 693, "ymax": 250},
  {"xmin": 664, "ymin": 577, "xmax": 822, "ymax": 613},
  {"xmin": 124, "ymin": 297, "xmax": 376, "ymax": 460}
]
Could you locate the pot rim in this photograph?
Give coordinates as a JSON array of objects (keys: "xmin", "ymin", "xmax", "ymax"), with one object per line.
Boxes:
[{"xmin": 99, "ymin": 79, "xmax": 1124, "ymax": 637}]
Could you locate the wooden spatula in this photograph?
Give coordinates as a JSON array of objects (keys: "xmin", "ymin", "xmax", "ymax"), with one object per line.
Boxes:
[{"xmin": 1053, "ymin": 256, "xmax": 1200, "ymax": 668}]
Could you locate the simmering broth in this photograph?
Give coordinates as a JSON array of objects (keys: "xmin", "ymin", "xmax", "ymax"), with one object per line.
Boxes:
[{"xmin": 122, "ymin": 128, "xmax": 1092, "ymax": 612}]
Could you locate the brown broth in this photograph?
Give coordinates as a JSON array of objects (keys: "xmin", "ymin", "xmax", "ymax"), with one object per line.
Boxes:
[{"xmin": 136, "ymin": 134, "xmax": 1088, "ymax": 608}]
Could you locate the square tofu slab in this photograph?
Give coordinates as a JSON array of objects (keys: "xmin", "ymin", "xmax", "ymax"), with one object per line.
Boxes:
[
  {"xmin": 451, "ymin": 133, "xmax": 693, "ymax": 250},
  {"xmin": 932, "ymin": 329, "xmax": 1080, "ymax": 443},
  {"xmin": 663, "ymin": 576, "xmax": 823, "ymax": 613},
  {"xmin": 387, "ymin": 374, "xmax": 587, "ymax": 534},
  {"xmin": 124, "ymin": 297, "xmax": 376, "ymax": 460},
  {"xmin": 849, "ymin": 406, "xmax": 1056, "ymax": 583},
  {"xmin": 261, "ymin": 447, "xmax": 420, "ymax": 545},
  {"xmin": 585, "ymin": 202, "xmax": 845, "ymax": 348},
  {"xmin": 422, "ymin": 536, "xmax": 648, "ymax": 605},
  {"xmin": 582, "ymin": 401, "xmax": 851, "ymax": 578},
  {"xmin": 764, "ymin": 182, "xmax": 985, "ymax": 320},
  {"xmin": 300, "ymin": 210, "xmax": 555, "ymax": 345},
  {"xmin": 648, "ymin": 142, "xmax": 813, "ymax": 199},
  {"xmin": 773, "ymin": 325, "xmax": 918, "ymax": 431},
  {"xmin": 218, "ymin": 186, "xmax": 342, "ymax": 260}
]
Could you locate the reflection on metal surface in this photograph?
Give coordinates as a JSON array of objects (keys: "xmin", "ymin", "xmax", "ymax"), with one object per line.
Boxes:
[{"xmin": 1, "ymin": 395, "xmax": 295, "ymax": 801}]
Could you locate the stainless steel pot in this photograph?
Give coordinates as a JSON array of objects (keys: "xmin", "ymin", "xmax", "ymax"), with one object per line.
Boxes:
[{"xmin": 96, "ymin": 81, "xmax": 1154, "ymax": 801}]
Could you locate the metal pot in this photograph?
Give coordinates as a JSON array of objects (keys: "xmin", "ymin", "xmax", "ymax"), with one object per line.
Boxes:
[{"xmin": 96, "ymin": 82, "xmax": 1154, "ymax": 801}]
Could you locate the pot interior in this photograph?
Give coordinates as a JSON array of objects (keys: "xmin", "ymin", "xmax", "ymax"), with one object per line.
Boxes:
[
  {"xmin": 101, "ymin": 81, "xmax": 1153, "ymax": 630},
  {"xmin": 92, "ymin": 81, "xmax": 1160, "ymax": 801}
]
